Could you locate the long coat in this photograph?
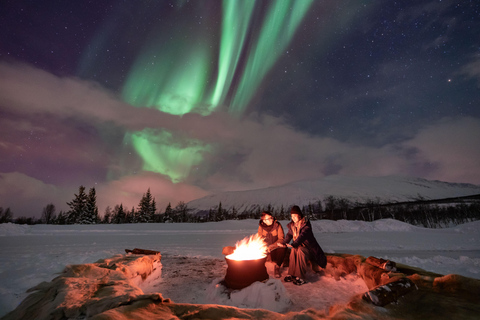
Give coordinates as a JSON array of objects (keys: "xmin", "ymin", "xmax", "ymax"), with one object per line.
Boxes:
[{"xmin": 283, "ymin": 218, "xmax": 327, "ymax": 268}]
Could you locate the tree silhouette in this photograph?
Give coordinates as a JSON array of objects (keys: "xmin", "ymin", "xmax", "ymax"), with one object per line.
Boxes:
[
  {"xmin": 0, "ymin": 207, "xmax": 13, "ymax": 223},
  {"xmin": 41, "ymin": 203, "xmax": 56, "ymax": 224},
  {"xmin": 84, "ymin": 188, "xmax": 99, "ymax": 224},
  {"xmin": 163, "ymin": 203, "xmax": 173, "ymax": 222},
  {"xmin": 137, "ymin": 188, "xmax": 155, "ymax": 223},
  {"xmin": 66, "ymin": 186, "xmax": 87, "ymax": 224}
]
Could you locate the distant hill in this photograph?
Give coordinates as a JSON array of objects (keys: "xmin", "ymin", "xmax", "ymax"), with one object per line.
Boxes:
[{"xmin": 187, "ymin": 175, "xmax": 480, "ymax": 212}]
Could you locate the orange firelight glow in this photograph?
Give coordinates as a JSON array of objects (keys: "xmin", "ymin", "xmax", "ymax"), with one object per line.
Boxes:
[{"xmin": 226, "ymin": 234, "xmax": 268, "ymax": 261}]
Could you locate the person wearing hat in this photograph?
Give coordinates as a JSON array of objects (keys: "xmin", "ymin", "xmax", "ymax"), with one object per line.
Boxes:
[
  {"xmin": 258, "ymin": 211, "xmax": 286, "ymax": 278},
  {"xmin": 278, "ymin": 205, "xmax": 327, "ymax": 285}
]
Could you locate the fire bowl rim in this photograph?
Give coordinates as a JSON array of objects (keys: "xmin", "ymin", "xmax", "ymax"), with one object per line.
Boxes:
[{"xmin": 225, "ymin": 255, "xmax": 267, "ymax": 262}]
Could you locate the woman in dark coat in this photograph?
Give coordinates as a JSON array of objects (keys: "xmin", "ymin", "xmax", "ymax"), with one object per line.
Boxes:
[
  {"xmin": 279, "ymin": 205, "xmax": 327, "ymax": 285},
  {"xmin": 258, "ymin": 211, "xmax": 286, "ymax": 278}
]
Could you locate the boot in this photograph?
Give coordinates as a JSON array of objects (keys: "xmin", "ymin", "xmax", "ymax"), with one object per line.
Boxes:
[{"xmin": 274, "ymin": 265, "xmax": 282, "ymax": 278}]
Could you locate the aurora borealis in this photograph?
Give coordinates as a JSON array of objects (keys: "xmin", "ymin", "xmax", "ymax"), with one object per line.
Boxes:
[
  {"xmin": 0, "ymin": 0, "xmax": 479, "ymax": 217},
  {"xmin": 121, "ymin": 0, "xmax": 314, "ymax": 183}
]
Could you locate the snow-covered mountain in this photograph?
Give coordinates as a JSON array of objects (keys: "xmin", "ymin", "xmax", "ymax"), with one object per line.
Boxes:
[{"xmin": 188, "ymin": 175, "xmax": 480, "ymax": 212}]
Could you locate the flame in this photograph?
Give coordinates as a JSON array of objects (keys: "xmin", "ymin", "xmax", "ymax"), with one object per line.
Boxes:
[{"xmin": 226, "ymin": 234, "xmax": 268, "ymax": 261}]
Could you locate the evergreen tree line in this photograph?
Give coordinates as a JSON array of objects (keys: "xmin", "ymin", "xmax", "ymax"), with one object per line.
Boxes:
[
  {"xmin": 1, "ymin": 187, "xmax": 479, "ymax": 228},
  {"xmin": 194, "ymin": 196, "xmax": 480, "ymax": 228},
  {"xmin": 303, "ymin": 195, "xmax": 480, "ymax": 228}
]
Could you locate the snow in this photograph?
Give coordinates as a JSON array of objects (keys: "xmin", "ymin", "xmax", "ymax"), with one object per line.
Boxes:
[
  {"xmin": 0, "ymin": 218, "xmax": 479, "ymax": 317},
  {"xmin": 187, "ymin": 175, "xmax": 480, "ymax": 211},
  {"xmin": 207, "ymin": 278, "xmax": 293, "ymax": 313}
]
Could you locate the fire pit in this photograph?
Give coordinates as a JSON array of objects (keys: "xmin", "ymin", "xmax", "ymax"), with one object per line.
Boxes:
[
  {"xmin": 225, "ymin": 256, "xmax": 268, "ymax": 289},
  {"xmin": 224, "ymin": 234, "xmax": 269, "ymax": 289}
]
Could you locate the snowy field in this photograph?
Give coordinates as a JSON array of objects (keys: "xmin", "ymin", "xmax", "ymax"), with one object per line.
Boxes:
[{"xmin": 0, "ymin": 219, "xmax": 479, "ymax": 317}]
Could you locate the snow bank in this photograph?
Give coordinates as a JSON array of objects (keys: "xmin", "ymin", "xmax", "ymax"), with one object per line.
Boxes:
[
  {"xmin": 4, "ymin": 251, "xmax": 480, "ymax": 320},
  {"xmin": 207, "ymin": 278, "xmax": 292, "ymax": 313},
  {"xmin": 1, "ymin": 253, "xmax": 162, "ymax": 320},
  {"xmin": 0, "ymin": 223, "xmax": 30, "ymax": 236},
  {"xmin": 3, "ymin": 218, "xmax": 477, "ymax": 237},
  {"xmin": 313, "ymin": 218, "xmax": 418, "ymax": 233},
  {"xmin": 1, "ymin": 219, "xmax": 479, "ymax": 318},
  {"xmin": 453, "ymin": 220, "xmax": 480, "ymax": 233}
]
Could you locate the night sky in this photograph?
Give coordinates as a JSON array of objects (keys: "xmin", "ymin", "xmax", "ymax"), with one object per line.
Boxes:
[{"xmin": 1, "ymin": 0, "xmax": 479, "ymax": 217}]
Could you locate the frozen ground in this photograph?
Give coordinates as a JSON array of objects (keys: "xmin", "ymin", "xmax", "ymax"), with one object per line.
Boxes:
[{"xmin": 0, "ymin": 219, "xmax": 479, "ymax": 317}]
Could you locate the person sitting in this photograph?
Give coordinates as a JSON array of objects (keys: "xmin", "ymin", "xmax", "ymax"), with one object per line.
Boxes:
[
  {"xmin": 278, "ymin": 205, "xmax": 327, "ymax": 285},
  {"xmin": 258, "ymin": 211, "xmax": 286, "ymax": 278}
]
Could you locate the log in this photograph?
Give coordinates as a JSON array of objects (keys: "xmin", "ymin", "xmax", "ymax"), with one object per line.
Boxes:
[
  {"xmin": 125, "ymin": 248, "xmax": 161, "ymax": 255},
  {"xmin": 362, "ymin": 277, "xmax": 417, "ymax": 306},
  {"xmin": 366, "ymin": 256, "xmax": 397, "ymax": 271}
]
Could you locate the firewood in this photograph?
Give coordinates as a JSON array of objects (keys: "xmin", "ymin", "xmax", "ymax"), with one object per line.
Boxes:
[
  {"xmin": 366, "ymin": 256, "xmax": 397, "ymax": 271},
  {"xmin": 362, "ymin": 277, "xmax": 417, "ymax": 306},
  {"xmin": 125, "ymin": 248, "xmax": 160, "ymax": 255}
]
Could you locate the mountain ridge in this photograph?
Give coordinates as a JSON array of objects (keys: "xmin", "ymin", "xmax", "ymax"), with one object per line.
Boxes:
[{"xmin": 188, "ymin": 175, "xmax": 480, "ymax": 211}]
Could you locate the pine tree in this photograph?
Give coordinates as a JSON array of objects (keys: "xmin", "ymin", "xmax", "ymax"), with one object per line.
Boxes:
[
  {"xmin": 125, "ymin": 207, "xmax": 135, "ymax": 223},
  {"xmin": 103, "ymin": 206, "xmax": 112, "ymax": 224},
  {"xmin": 316, "ymin": 200, "xmax": 323, "ymax": 220},
  {"xmin": 149, "ymin": 198, "xmax": 157, "ymax": 222},
  {"xmin": 66, "ymin": 186, "xmax": 88, "ymax": 224},
  {"xmin": 163, "ymin": 203, "xmax": 173, "ymax": 222},
  {"xmin": 214, "ymin": 202, "xmax": 220, "ymax": 221},
  {"xmin": 83, "ymin": 187, "xmax": 99, "ymax": 224},
  {"xmin": 112, "ymin": 204, "xmax": 126, "ymax": 224},
  {"xmin": 137, "ymin": 188, "xmax": 154, "ymax": 223},
  {"xmin": 307, "ymin": 203, "xmax": 314, "ymax": 220}
]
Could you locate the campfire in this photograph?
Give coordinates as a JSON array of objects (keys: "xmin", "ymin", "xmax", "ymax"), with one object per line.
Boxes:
[
  {"xmin": 226, "ymin": 234, "xmax": 268, "ymax": 260},
  {"xmin": 224, "ymin": 234, "xmax": 269, "ymax": 289}
]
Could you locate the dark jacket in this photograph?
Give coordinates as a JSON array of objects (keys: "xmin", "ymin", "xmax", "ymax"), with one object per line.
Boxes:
[
  {"xmin": 257, "ymin": 219, "xmax": 285, "ymax": 251},
  {"xmin": 283, "ymin": 218, "xmax": 327, "ymax": 268}
]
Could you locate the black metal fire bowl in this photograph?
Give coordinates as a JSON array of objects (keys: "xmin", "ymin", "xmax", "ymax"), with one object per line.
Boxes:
[{"xmin": 224, "ymin": 256, "xmax": 269, "ymax": 290}]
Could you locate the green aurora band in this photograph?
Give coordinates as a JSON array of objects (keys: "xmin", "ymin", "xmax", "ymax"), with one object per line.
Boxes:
[{"xmin": 121, "ymin": 0, "xmax": 313, "ymax": 182}]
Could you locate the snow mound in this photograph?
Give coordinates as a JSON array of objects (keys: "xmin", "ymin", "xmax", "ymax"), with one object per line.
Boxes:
[
  {"xmin": 453, "ymin": 220, "xmax": 480, "ymax": 233},
  {"xmin": 0, "ymin": 223, "xmax": 30, "ymax": 236},
  {"xmin": 313, "ymin": 218, "xmax": 417, "ymax": 233},
  {"xmin": 206, "ymin": 278, "xmax": 292, "ymax": 313},
  {"xmin": 1, "ymin": 253, "xmax": 162, "ymax": 320}
]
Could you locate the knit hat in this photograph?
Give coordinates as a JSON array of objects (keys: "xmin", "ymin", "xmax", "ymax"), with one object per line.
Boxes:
[{"xmin": 290, "ymin": 205, "xmax": 303, "ymax": 217}]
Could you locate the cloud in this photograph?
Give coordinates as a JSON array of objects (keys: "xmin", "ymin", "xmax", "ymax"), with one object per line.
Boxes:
[
  {"xmin": 0, "ymin": 61, "xmax": 148, "ymax": 126},
  {"xmin": 1, "ymin": 62, "xmax": 479, "ymax": 218},
  {"xmin": 401, "ymin": 116, "xmax": 480, "ymax": 184},
  {"xmin": 397, "ymin": 0, "xmax": 454, "ymax": 26},
  {"xmin": 0, "ymin": 172, "xmax": 72, "ymax": 217},
  {"xmin": 0, "ymin": 171, "xmax": 209, "ymax": 218},
  {"xmin": 0, "ymin": 61, "xmax": 245, "ymax": 141},
  {"xmin": 459, "ymin": 56, "xmax": 480, "ymax": 86},
  {"xmin": 201, "ymin": 114, "xmax": 480, "ymax": 190},
  {"xmin": 195, "ymin": 114, "xmax": 421, "ymax": 191},
  {"xmin": 96, "ymin": 172, "xmax": 209, "ymax": 213}
]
